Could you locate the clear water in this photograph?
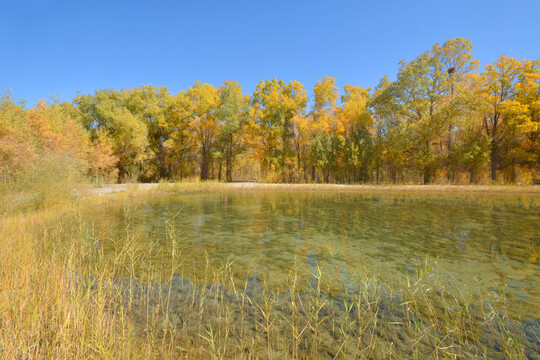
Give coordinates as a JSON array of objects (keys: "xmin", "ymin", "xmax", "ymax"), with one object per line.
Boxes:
[{"xmin": 93, "ymin": 190, "xmax": 540, "ymax": 320}]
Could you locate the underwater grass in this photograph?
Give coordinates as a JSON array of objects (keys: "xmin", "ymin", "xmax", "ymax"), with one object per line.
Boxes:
[{"xmin": 0, "ymin": 196, "xmax": 538, "ymax": 359}]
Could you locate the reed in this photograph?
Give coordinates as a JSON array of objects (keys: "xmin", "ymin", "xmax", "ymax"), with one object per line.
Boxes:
[{"xmin": 0, "ymin": 195, "xmax": 537, "ymax": 359}]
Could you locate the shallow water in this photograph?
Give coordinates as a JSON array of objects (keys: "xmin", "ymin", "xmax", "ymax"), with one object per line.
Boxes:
[
  {"xmin": 81, "ymin": 190, "xmax": 540, "ymax": 357},
  {"xmin": 90, "ymin": 191, "xmax": 540, "ymax": 319}
]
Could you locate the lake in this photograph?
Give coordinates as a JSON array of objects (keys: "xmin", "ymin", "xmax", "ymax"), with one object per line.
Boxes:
[{"xmin": 87, "ymin": 190, "xmax": 540, "ymax": 358}]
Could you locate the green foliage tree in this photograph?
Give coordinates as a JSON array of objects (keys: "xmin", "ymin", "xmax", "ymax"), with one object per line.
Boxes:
[
  {"xmin": 216, "ymin": 80, "xmax": 250, "ymax": 182},
  {"xmin": 391, "ymin": 52, "xmax": 450, "ymax": 183},
  {"xmin": 74, "ymin": 89, "xmax": 149, "ymax": 181}
]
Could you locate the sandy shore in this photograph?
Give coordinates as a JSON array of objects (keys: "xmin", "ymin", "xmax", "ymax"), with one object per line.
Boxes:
[{"xmin": 92, "ymin": 182, "xmax": 540, "ymax": 195}]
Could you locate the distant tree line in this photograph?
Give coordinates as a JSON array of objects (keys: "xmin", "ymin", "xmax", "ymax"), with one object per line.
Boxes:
[{"xmin": 1, "ymin": 38, "xmax": 539, "ymax": 185}]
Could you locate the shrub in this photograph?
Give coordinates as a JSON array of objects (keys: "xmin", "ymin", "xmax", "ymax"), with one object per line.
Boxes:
[{"xmin": 6, "ymin": 153, "xmax": 87, "ymax": 211}]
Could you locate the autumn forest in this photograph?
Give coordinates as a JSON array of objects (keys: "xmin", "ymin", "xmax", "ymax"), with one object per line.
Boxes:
[{"xmin": 2, "ymin": 38, "xmax": 539, "ymax": 185}]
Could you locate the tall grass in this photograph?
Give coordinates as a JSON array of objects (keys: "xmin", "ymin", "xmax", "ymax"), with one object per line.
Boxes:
[
  {"xmin": 0, "ymin": 153, "xmax": 88, "ymax": 214},
  {"xmin": 1, "ymin": 196, "xmax": 537, "ymax": 359}
]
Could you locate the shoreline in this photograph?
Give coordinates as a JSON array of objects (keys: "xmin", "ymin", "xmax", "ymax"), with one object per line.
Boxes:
[{"xmin": 92, "ymin": 182, "xmax": 540, "ymax": 195}]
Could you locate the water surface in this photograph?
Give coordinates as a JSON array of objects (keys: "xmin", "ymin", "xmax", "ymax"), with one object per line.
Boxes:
[{"xmin": 91, "ymin": 190, "xmax": 539, "ymax": 320}]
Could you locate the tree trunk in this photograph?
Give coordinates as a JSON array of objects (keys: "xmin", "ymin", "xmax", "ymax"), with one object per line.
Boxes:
[
  {"xmin": 226, "ymin": 135, "xmax": 234, "ymax": 182},
  {"xmin": 200, "ymin": 147, "xmax": 209, "ymax": 180},
  {"xmin": 490, "ymin": 145, "xmax": 497, "ymax": 181},
  {"xmin": 297, "ymin": 150, "xmax": 301, "ymax": 182},
  {"xmin": 469, "ymin": 169, "xmax": 476, "ymax": 184},
  {"xmin": 423, "ymin": 167, "xmax": 431, "ymax": 185},
  {"xmin": 510, "ymin": 159, "xmax": 516, "ymax": 183},
  {"xmin": 226, "ymin": 151, "xmax": 232, "ymax": 182},
  {"xmin": 281, "ymin": 135, "xmax": 286, "ymax": 183}
]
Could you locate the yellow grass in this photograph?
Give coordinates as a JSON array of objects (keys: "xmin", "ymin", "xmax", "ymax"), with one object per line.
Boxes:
[
  {"xmin": 0, "ymin": 184, "xmax": 537, "ymax": 359},
  {"xmin": 94, "ymin": 181, "xmax": 540, "ymax": 196}
]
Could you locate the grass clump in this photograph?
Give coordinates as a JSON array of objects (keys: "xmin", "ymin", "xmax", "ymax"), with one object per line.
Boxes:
[{"xmin": 0, "ymin": 153, "xmax": 88, "ymax": 214}]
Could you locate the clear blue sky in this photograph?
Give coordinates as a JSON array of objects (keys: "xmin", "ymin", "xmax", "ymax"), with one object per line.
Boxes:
[{"xmin": 2, "ymin": 0, "xmax": 539, "ymax": 106}]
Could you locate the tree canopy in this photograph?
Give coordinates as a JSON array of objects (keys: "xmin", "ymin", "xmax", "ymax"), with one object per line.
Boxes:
[{"xmin": 2, "ymin": 39, "xmax": 538, "ymax": 184}]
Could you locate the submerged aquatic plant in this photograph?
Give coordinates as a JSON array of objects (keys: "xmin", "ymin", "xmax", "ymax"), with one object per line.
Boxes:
[{"xmin": 0, "ymin": 196, "xmax": 538, "ymax": 359}]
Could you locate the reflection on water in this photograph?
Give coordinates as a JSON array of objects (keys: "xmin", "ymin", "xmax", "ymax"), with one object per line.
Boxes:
[
  {"xmin": 83, "ymin": 190, "xmax": 540, "ymax": 358},
  {"xmin": 90, "ymin": 191, "xmax": 539, "ymax": 319}
]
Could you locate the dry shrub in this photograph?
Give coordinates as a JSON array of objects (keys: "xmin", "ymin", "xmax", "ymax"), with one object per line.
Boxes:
[
  {"xmin": 515, "ymin": 166, "xmax": 534, "ymax": 185},
  {"xmin": 261, "ymin": 170, "xmax": 283, "ymax": 183},
  {"xmin": 0, "ymin": 153, "xmax": 88, "ymax": 213}
]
